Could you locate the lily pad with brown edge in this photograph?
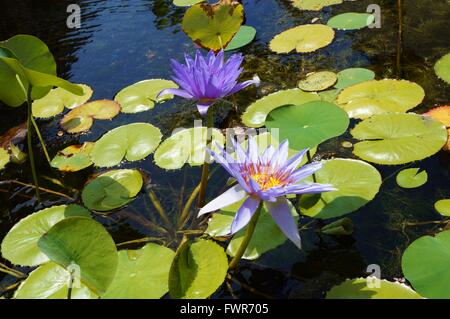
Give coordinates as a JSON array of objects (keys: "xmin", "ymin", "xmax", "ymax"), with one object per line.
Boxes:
[
  {"xmin": 269, "ymin": 24, "xmax": 335, "ymax": 54},
  {"xmin": 298, "ymin": 71, "xmax": 337, "ymax": 92},
  {"xmin": 290, "ymin": 0, "xmax": 343, "ymax": 11},
  {"xmin": 60, "ymin": 100, "xmax": 121, "ymax": 133},
  {"xmin": 50, "ymin": 142, "xmax": 95, "ymax": 172}
]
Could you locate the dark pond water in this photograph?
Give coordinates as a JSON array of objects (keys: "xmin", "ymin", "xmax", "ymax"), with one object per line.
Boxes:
[{"xmin": 0, "ymin": 0, "xmax": 449, "ymax": 298}]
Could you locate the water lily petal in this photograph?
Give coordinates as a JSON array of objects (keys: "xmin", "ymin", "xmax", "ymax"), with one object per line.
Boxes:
[
  {"xmin": 198, "ymin": 184, "xmax": 248, "ymax": 216},
  {"xmin": 157, "ymin": 88, "xmax": 193, "ymax": 100},
  {"xmin": 285, "ymin": 183, "xmax": 336, "ymax": 195},
  {"xmin": 291, "ymin": 162, "xmax": 324, "ymax": 183},
  {"xmin": 230, "ymin": 196, "xmax": 261, "ymax": 234},
  {"xmin": 266, "ymin": 197, "xmax": 301, "ymax": 249}
]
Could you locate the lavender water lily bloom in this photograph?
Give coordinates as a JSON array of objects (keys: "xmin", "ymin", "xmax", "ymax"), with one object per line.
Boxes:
[
  {"xmin": 198, "ymin": 137, "xmax": 336, "ymax": 249},
  {"xmin": 158, "ymin": 50, "xmax": 259, "ymax": 116}
]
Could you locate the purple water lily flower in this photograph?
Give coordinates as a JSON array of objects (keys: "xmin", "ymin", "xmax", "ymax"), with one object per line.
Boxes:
[
  {"xmin": 158, "ymin": 50, "xmax": 259, "ymax": 116},
  {"xmin": 198, "ymin": 136, "xmax": 336, "ymax": 249}
]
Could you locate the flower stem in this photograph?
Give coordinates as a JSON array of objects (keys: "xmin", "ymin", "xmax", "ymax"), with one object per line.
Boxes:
[
  {"xmin": 26, "ymin": 85, "xmax": 41, "ymax": 202},
  {"xmin": 306, "ymin": 150, "xmax": 317, "ymax": 183},
  {"xmin": 197, "ymin": 108, "xmax": 214, "ymax": 208},
  {"xmin": 228, "ymin": 201, "xmax": 263, "ymax": 270},
  {"xmin": 30, "ymin": 116, "xmax": 51, "ymax": 164}
]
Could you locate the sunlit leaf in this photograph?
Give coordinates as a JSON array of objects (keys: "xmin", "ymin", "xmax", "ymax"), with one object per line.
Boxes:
[
  {"xmin": 225, "ymin": 25, "xmax": 257, "ymax": 51},
  {"xmin": 327, "ymin": 13, "xmax": 375, "ymax": 30},
  {"xmin": 434, "ymin": 53, "xmax": 450, "ymax": 84},
  {"xmin": 396, "ymin": 168, "xmax": 428, "ymax": 189},
  {"xmin": 434, "ymin": 199, "xmax": 450, "ymax": 217},
  {"xmin": 334, "ymin": 68, "xmax": 375, "ymax": 90},
  {"xmin": 290, "ymin": 0, "xmax": 343, "ymax": 11},
  {"xmin": 173, "ymin": 0, "xmax": 204, "ymax": 6},
  {"xmin": 0, "ymin": 147, "xmax": 9, "ymax": 170},
  {"xmin": 298, "ymin": 71, "xmax": 337, "ymax": 91},
  {"xmin": 50, "ymin": 142, "xmax": 95, "ymax": 172}
]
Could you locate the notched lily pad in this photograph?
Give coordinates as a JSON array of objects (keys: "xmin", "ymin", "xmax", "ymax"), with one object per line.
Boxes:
[
  {"xmin": 396, "ymin": 168, "xmax": 428, "ymax": 189},
  {"xmin": 327, "ymin": 13, "xmax": 375, "ymax": 30},
  {"xmin": 225, "ymin": 25, "xmax": 257, "ymax": 51},
  {"xmin": 50, "ymin": 142, "xmax": 95, "ymax": 172}
]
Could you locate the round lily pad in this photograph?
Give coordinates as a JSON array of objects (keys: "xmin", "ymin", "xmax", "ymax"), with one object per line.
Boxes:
[
  {"xmin": 50, "ymin": 142, "xmax": 94, "ymax": 172},
  {"xmin": 298, "ymin": 71, "xmax": 337, "ymax": 91},
  {"xmin": 81, "ymin": 169, "xmax": 143, "ymax": 212},
  {"xmin": 334, "ymin": 68, "xmax": 375, "ymax": 90},
  {"xmin": 290, "ymin": 0, "xmax": 343, "ymax": 11},
  {"xmin": 225, "ymin": 25, "xmax": 256, "ymax": 51},
  {"xmin": 318, "ymin": 88, "xmax": 340, "ymax": 102},
  {"xmin": 396, "ymin": 168, "xmax": 428, "ymax": 189},
  {"xmin": 337, "ymin": 79, "xmax": 425, "ymax": 119},
  {"xmin": 0, "ymin": 205, "xmax": 90, "ymax": 266},
  {"xmin": 351, "ymin": 113, "xmax": 448, "ymax": 165},
  {"xmin": 402, "ymin": 230, "xmax": 450, "ymax": 298},
  {"xmin": 90, "ymin": 123, "xmax": 162, "ymax": 168},
  {"xmin": 327, "ymin": 13, "xmax": 375, "ymax": 30},
  {"xmin": 299, "ymin": 159, "xmax": 382, "ymax": 219},
  {"xmin": 434, "ymin": 53, "xmax": 450, "ymax": 84},
  {"xmin": 270, "ymin": 24, "xmax": 335, "ymax": 54},
  {"xmin": 434, "ymin": 199, "xmax": 450, "ymax": 217},
  {"xmin": 241, "ymin": 89, "xmax": 320, "ymax": 128},
  {"xmin": 114, "ymin": 79, "xmax": 178, "ymax": 113},
  {"xmin": 154, "ymin": 127, "xmax": 224, "ymax": 170},
  {"xmin": 0, "ymin": 147, "xmax": 9, "ymax": 170},
  {"xmin": 60, "ymin": 100, "xmax": 121, "ymax": 133},
  {"xmin": 173, "ymin": 0, "xmax": 204, "ymax": 6}
]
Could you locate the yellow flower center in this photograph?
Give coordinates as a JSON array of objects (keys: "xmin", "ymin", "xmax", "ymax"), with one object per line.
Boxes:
[{"xmin": 250, "ymin": 173, "xmax": 282, "ymax": 191}]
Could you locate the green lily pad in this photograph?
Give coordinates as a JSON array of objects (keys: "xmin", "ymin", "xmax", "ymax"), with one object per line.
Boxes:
[
  {"xmin": 241, "ymin": 89, "xmax": 320, "ymax": 128},
  {"xmin": 402, "ymin": 230, "xmax": 450, "ymax": 298},
  {"xmin": 32, "ymin": 84, "xmax": 93, "ymax": 118},
  {"xmin": 14, "ymin": 262, "xmax": 98, "ymax": 299},
  {"xmin": 270, "ymin": 24, "xmax": 335, "ymax": 54},
  {"xmin": 60, "ymin": 100, "xmax": 121, "ymax": 133},
  {"xmin": 298, "ymin": 71, "xmax": 337, "ymax": 91},
  {"xmin": 182, "ymin": 2, "xmax": 244, "ymax": 52},
  {"xmin": 434, "ymin": 53, "xmax": 450, "ymax": 84},
  {"xmin": 327, "ymin": 13, "xmax": 375, "ymax": 30},
  {"xmin": 334, "ymin": 68, "xmax": 375, "ymax": 90},
  {"xmin": 169, "ymin": 239, "xmax": 228, "ymax": 299},
  {"xmin": 337, "ymin": 79, "xmax": 425, "ymax": 119},
  {"xmin": 326, "ymin": 278, "xmax": 422, "ymax": 299},
  {"xmin": 0, "ymin": 147, "xmax": 9, "ymax": 170},
  {"xmin": 265, "ymin": 101, "xmax": 349, "ymax": 151},
  {"xmin": 90, "ymin": 123, "xmax": 162, "ymax": 168},
  {"xmin": 154, "ymin": 127, "xmax": 224, "ymax": 170},
  {"xmin": 396, "ymin": 168, "xmax": 428, "ymax": 189},
  {"xmin": 351, "ymin": 113, "xmax": 448, "ymax": 165},
  {"xmin": 225, "ymin": 25, "xmax": 257, "ymax": 51},
  {"xmin": 1, "ymin": 205, "xmax": 90, "ymax": 266},
  {"xmin": 290, "ymin": 0, "xmax": 343, "ymax": 11},
  {"xmin": 103, "ymin": 244, "xmax": 175, "ymax": 299},
  {"xmin": 81, "ymin": 169, "xmax": 143, "ymax": 212},
  {"xmin": 114, "ymin": 79, "xmax": 178, "ymax": 113},
  {"xmin": 318, "ymin": 88, "xmax": 341, "ymax": 102},
  {"xmin": 434, "ymin": 199, "xmax": 450, "ymax": 217},
  {"xmin": 299, "ymin": 159, "xmax": 382, "ymax": 219},
  {"xmin": 173, "ymin": 0, "xmax": 204, "ymax": 6},
  {"xmin": 50, "ymin": 142, "xmax": 94, "ymax": 172}
]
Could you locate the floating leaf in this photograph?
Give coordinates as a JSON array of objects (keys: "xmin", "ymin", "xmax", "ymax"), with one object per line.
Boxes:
[
  {"xmin": 298, "ymin": 71, "xmax": 337, "ymax": 91},
  {"xmin": 327, "ymin": 13, "xmax": 375, "ymax": 30},
  {"xmin": 182, "ymin": 2, "xmax": 244, "ymax": 52},
  {"xmin": 50, "ymin": 142, "xmax": 94, "ymax": 172},
  {"xmin": 0, "ymin": 147, "xmax": 9, "ymax": 170},
  {"xmin": 114, "ymin": 79, "xmax": 178, "ymax": 114},
  {"xmin": 318, "ymin": 88, "xmax": 340, "ymax": 102},
  {"xmin": 269, "ymin": 24, "xmax": 335, "ymax": 54},
  {"xmin": 32, "ymin": 84, "xmax": 93, "ymax": 118},
  {"xmin": 434, "ymin": 199, "xmax": 450, "ymax": 217},
  {"xmin": 402, "ymin": 230, "xmax": 450, "ymax": 298},
  {"xmin": 38, "ymin": 217, "xmax": 118, "ymax": 295},
  {"xmin": 334, "ymin": 68, "xmax": 375, "ymax": 90},
  {"xmin": 169, "ymin": 239, "xmax": 228, "ymax": 299},
  {"xmin": 1, "ymin": 205, "xmax": 90, "ymax": 266},
  {"xmin": 81, "ymin": 169, "xmax": 143, "ymax": 212},
  {"xmin": 225, "ymin": 25, "xmax": 257, "ymax": 51},
  {"xmin": 351, "ymin": 113, "xmax": 448, "ymax": 165},
  {"xmin": 265, "ymin": 101, "xmax": 349, "ymax": 151},
  {"xmin": 14, "ymin": 262, "xmax": 97, "ymax": 299},
  {"xmin": 321, "ymin": 217, "xmax": 353, "ymax": 236},
  {"xmin": 299, "ymin": 159, "xmax": 382, "ymax": 219},
  {"xmin": 60, "ymin": 100, "xmax": 121, "ymax": 133},
  {"xmin": 90, "ymin": 123, "xmax": 162, "ymax": 167},
  {"xmin": 434, "ymin": 53, "xmax": 450, "ymax": 84},
  {"xmin": 173, "ymin": 0, "xmax": 204, "ymax": 6},
  {"xmin": 154, "ymin": 127, "xmax": 224, "ymax": 170},
  {"xmin": 337, "ymin": 79, "xmax": 425, "ymax": 119},
  {"xmin": 290, "ymin": 0, "xmax": 342, "ymax": 11},
  {"xmin": 396, "ymin": 168, "xmax": 428, "ymax": 189},
  {"xmin": 103, "ymin": 244, "xmax": 175, "ymax": 299},
  {"xmin": 241, "ymin": 89, "xmax": 319, "ymax": 128},
  {"xmin": 326, "ymin": 278, "xmax": 422, "ymax": 299}
]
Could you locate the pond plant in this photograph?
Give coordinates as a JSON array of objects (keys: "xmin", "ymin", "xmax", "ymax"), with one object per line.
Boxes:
[{"xmin": 0, "ymin": 0, "xmax": 449, "ymax": 299}]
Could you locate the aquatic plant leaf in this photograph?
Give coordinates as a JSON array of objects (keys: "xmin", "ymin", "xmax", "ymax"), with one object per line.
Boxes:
[
  {"xmin": 90, "ymin": 123, "xmax": 162, "ymax": 167},
  {"xmin": 298, "ymin": 71, "xmax": 337, "ymax": 91},
  {"xmin": 0, "ymin": 147, "xmax": 9, "ymax": 170},
  {"xmin": 318, "ymin": 88, "xmax": 340, "ymax": 102},
  {"xmin": 182, "ymin": 2, "xmax": 244, "ymax": 52},
  {"xmin": 173, "ymin": 0, "xmax": 204, "ymax": 6},
  {"xmin": 103, "ymin": 244, "xmax": 175, "ymax": 299},
  {"xmin": 402, "ymin": 230, "xmax": 450, "ymax": 298},
  {"xmin": 50, "ymin": 142, "xmax": 94, "ymax": 172},
  {"xmin": 0, "ymin": 205, "xmax": 90, "ymax": 266},
  {"xmin": 434, "ymin": 53, "xmax": 450, "ymax": 84},
  {"xmin": 154, "ymin": 127, "xmax": 224, "ymax": 170},
  {"xmin": 265, "ymin": 101, "xmax": 349, "ymax": 151},
  {"xmin": 337, "ymin": 79, "xmax": 425, "ymax": 119},
  {"xmin": 351, "ymin": 113, "xmax": 448, "ymax": 165},
  {"xmin": 327, "ymin": 13, "xmax": 375, "ymax": 30},
  {"xmin": 14, "ymin": 262, "xmax": 98, "ymax": 299},
  {"xmin": 241, "ymin": 89, "xmax": 319, "ymax": 128},
  {"xmin": 81, "ymin": 169, "xmax": 143, "ymax": 211},
  {"xmin": 60, "ymin": 100, "xmax": 121, "ymax": 133},
  {"xmin": 299, "ymin": 159, "xmax": 382, "ymax": 219},
  {"xmin": 114, "ymin": 79, "xmax": 178, "ymax": 113},
  {"xmin": 38, "ymin": 217, "xmax": 118, "ymax": 295},
  {"xmin": 396, "ymin": 168, "xmax": 428, "ymax": 189},
  {"xmin": 326, "ymin": 278, "xmax": 422, "ymax": 299},
  {"xmin": 434, "ymin": 199, "xmax": 450, "ymax": 217},
  {"xmin": 269, "ymin": 24, "xmax": 335, "ymax": 54},
  {"xmin": 32, "ymin": 84, "xmax": 93, "ymax": 118},
  {"xmin": 320, "ymin": 217, "xmax": 353, "ymax": 236},
  {"xmin": 334, "ymin": 68, "xmax": 375, "ymax": 90},
  {"xmin": 225, "ymin": 25, "xmax": 257, "ymax": 51},
  {"xmin": 290, "ymin": 0, "xmax": 343, "ymax": 11},
  {"xmin": 169, "ymin": 239, "xmax": 228, "ymax": 299}
]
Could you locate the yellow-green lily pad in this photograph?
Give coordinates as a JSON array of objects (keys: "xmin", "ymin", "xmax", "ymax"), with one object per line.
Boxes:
[
  {"xmin": 434, "ymin": 53, "xmax": 450, "ymax": 84},
  {"xmin": 435, "ymin": 199, "xmax": 450, "ymax": 217},
  {"xmin": 50, "ymin": 142, "xmax": 95, "ymax": 172},
  {"xmin": 290, "ymin": 0, "xmax": 343, "ymax": 11},
  {"xmin": 396, "ymin": 168, "xmax": 428, "ymax": 189},
  {"xmin": 0, "ymin": 147, "xmax": 9, "ymax": 170},
  {"xmin": 298, "ymin": 71, "xmax": 337, "ymax": 91},
  {"xmin": 327, "ymin": 13, "xmax": 375, "ymax": 30}
]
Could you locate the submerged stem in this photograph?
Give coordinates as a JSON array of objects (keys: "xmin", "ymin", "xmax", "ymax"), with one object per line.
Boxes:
[
  {"xmin": 148, "ymin": 189, "xmax": 173, "ymax": 229},
  {"xmin": 30, "ymin": 116, "xmax": 51, "ymax": 164},
  {"xmin": 306, "ymin": 150, "xmax": 317, "ymax": 183},
  {"xmin": 26, "ymin": 85, "xmax": 41, "ymax": 202},
  {"xmin": 197, "ymin": 108, "xmax": 214, "ymax": 208}
]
